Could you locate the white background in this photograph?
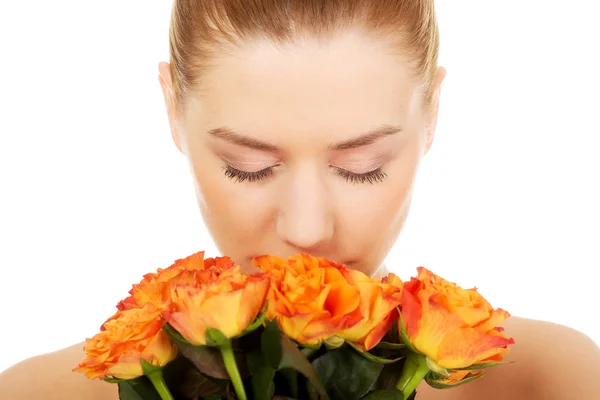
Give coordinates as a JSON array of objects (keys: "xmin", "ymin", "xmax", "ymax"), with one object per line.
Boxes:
[{"xmin": 1, "ymin": 1, "xmax": 599, "ymax": 374}]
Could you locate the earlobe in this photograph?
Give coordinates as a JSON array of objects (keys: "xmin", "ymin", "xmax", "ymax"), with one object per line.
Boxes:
[{"xmin": 158, "ymin": 61, "xmax": 184, "ymax": 154}]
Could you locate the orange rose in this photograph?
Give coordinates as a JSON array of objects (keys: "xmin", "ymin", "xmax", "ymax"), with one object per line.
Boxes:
[
  {"xmin": 73, "ymin": 303, "xmax": 177, "ymax": 380},
  {"xmin": 336, "ymin": 272, "xmax": 403, "ymax": 350},
  {"xmin": 400, "ymin": 267, "xmax": 515, "ymax": 370},
  {"xmin": 161, "ymin": 265, "xmax": 270, "ymax": 345},
  {"xmin": 116, "ymin": 251, "xmax": 235, "ymax": 312},
  {"xmin": 253, "ymin": 254, "xmax": 364, "ymax": 346}
]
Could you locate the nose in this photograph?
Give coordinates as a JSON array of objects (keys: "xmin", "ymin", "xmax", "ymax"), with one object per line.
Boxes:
[{"xmin": 276, "ymin": 165, "xmax": 334, "ymax": 252}]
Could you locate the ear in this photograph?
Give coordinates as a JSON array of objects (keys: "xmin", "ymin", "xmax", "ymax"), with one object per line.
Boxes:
[
  {"xmin": 422, "ymin": 66, "xmax": 447, "ymax": 156},
  {"xmin": 158, "ymin": 61, "xmax": 185, "ymax": 154}
]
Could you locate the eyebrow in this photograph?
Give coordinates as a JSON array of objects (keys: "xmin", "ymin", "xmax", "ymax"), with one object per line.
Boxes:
[
  {"xmin": 207, "ymin": 124, "xmax": 402, "ymax": 152},
  {"xmin": 331, "ymin": 125, "xmax": 403, "ymax": 150},
  {"xmin": 208, "ymin": 127, "xmax": 279, "ymax": 152}
]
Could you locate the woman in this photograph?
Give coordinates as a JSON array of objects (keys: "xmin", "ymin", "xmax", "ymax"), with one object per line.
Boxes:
[{"xmin": 1, "ymin": 0, "xmax": 598, "ymax": 399}]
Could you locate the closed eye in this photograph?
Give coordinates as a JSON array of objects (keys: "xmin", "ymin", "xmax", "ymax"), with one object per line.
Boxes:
[
  {"xmin": 222, "ymin": 165, "xmax": 276, "ymax": 183},
  {"xmin": 332, "ymin": 167, "xmax": 387, "ymax": 184},
  {"xmin": 222, "ymin": 164, "xmax": 388, "ymax": 184}
]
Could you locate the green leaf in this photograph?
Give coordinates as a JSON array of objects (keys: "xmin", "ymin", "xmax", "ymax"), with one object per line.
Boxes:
[
  {"xmin": 117, "ymin": 378, "xmax": 162, "ymax": 400},
  {"xmin": 406, "ymin": 390, "xmax": 417, "ymax": 400},
  {"xmin": 347, "ymin": 341, "xmax": 405, "ymax": 365},
  {"xmin": 172, "ymin": 339, "xmax": 230, "ymax": 380},
  {"xmin": 163, "ymin": 324, "xmax": 251, "ymax": 382},
  {"xmin": 324, "ymin": 336, "xmax": 345, "ymax": 350},
  {"xmin": 206, "ymin": 327, "xmax": 230, "ymax": 347},
  {"xmin": 425, "ymin": 357, "xmax": 449, "ymax": 377},
  {"xmin": 140, "ymin": 359, "xmax": 163, "ymax": 376},
  {"xmin": 162, "ymin": 323, "xmax": 190, "ymax": 345},
  {"xmin": 246, "ymin": 350, "xmax": 276, "ymax": 400},
  {"xmin": 257, "ymin": 320, "xmax": 327, "ymax": 398},
  {"xmin": 452, "ymin": 360, "xmax": 514, "ymax": 370},
  {"xmin": 427, "ymin": 371, "xmax": 446, "ymax": 381},
  {"xmin": 279, "ymin": 335, "xmax": 329, "ymax": 399},
  {"xmin": 306, "ymin": 381, "xmax": 321, "ymax": 400},
  {"xmin": 300, "ymin": 342, "xmax": 323, "ymax": 350},
  {"xmin": 278, "ymin": 368, "xmax": 300, "ymax": 398},
  {"xmin": 261, "ymin": 319, "xmax": 283, "ymax": 369},
  {"xmin": 311, "ymin": 347, "xmax": 384, "ymax": 400},
  {"xmin": 301, "ymin": 347, "xmax": 324, "ymax": 362},
  {"xmin": 374, "ymin": 342, "xmax": 406, "ymax": 351},
  {"xmin": 425, "ymin": 371, "xmax": 484, "ymax": 389},
  {"xmin": 359, "ymin": 389, "xmax": 404, "ymax": 400},
  {"xmin": 373, "ymin": 360, "xmax": 406, "ymax": 391},
  {"xmin": 104, "ymin": 376, "xmax": 127, "ymax": 384},
  {"xmin": 160, "ymin": 353, "xmax": 228, "ymax": 398}
]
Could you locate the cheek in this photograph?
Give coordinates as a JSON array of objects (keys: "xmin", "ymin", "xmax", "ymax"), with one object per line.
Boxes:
[
  {"xmin": 188, "ymin": 153, "xmax": 275, "ymax": 241},
  {"xmin": 336, "ymin": 148, "xmax": 420, "ymax": 244}
]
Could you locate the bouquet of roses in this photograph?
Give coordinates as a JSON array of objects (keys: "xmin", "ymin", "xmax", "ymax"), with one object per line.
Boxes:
[{"xmin": 74, "ymin": 251, "xmax": 515, "ymax": 400}]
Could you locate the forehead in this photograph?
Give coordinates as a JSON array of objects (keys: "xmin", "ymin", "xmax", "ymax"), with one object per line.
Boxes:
[{"xmin": 184, "ymin": 31, "xmax": 422, "ymax": 143}]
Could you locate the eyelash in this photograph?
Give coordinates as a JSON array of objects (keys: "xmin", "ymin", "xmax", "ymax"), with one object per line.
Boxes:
[
  {"xmin": 223, "ymin": 165, "xmax": 387, "ymax": 184},
  {"xmin": 223, "ymin": 165, "xmax": 276, "ymax": 183},
  {"xmin": 333, "ymin": 167, "xmax": 388, "ymax": 184}
]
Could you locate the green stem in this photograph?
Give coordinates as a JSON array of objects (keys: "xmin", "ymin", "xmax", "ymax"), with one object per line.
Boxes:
[
  {"xmin": 220, "ymin": 341, "xmax": 248, "ymax": 400},
  {"xmin": 146, "ymin": 370, "xmax": 175, "ymax": 400},
  {"xmin": 395, "ymin": 354, "xmax": 418, "ymax": 392},
  {"xmin": 395, "ymin": 354, "xmax": 430, "ymax": 398}
]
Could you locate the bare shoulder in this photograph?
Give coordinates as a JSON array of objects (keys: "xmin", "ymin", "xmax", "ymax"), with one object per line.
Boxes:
[
  {"xmin": 0, "ymin": 342, "xmax": 117, "ymax": 400},
  {"xmin": 2, "ymin": 320, "xmax": 596, "ymax": 400},
  {"xmin": 418, "ymin": 317, "xmax": 600, "ymax": 400}
]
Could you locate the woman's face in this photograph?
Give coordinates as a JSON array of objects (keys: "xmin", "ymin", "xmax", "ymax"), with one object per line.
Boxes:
[{"xmin": 159, "ymin": 31, "xmax": 445, "ymax": 277}]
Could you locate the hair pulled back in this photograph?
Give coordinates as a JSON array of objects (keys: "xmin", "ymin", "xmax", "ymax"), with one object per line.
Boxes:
[{"xmin": 167, "ymin": 0, "xmax": 439, "ymax": 107}]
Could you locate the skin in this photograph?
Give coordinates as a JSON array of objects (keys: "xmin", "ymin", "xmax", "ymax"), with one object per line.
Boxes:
[
  {"xmin": 2, "ymin": 29, "xmax": 599, "ymax": 400},
  {"xmin": 165, "ymin": 31, "xmax": 433, "ymax": 278}
]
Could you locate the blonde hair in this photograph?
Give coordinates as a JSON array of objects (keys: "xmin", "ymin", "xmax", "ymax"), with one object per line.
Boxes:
[{"xmin": 167, "ymin": 0, "xmax": 439, "ymax": 108}]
